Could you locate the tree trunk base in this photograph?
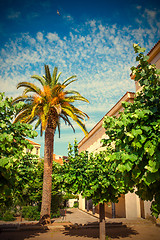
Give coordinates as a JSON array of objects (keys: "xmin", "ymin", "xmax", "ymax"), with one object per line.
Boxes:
[
  {"xmin": 99, "ymin": 203, "xmax": 106, "ymax": 240},
  {"xmin": 39, "ymin": 214, "xmax": 51, "ymax": 225}
]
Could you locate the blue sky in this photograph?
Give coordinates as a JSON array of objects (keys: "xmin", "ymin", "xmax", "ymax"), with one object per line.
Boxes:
[{"xmin": 0, "ymin": 0, "xmax": 160, "ymax": 157}]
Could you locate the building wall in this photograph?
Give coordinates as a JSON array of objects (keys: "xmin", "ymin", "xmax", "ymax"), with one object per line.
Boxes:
[
  {"xmin": 78, "ymin": 92, "xmax": 135, "ymax": 154},
  {"xmin": 30, "ymin": 145, "xmax": 40, "ymax": 156},
  {"xmin": 95, "ymin": 195, "xmax": 126, "ymax": 218},
  {"xmin": 150, "ymin": 51, "xmax": 160, "ymax": 67},
  {"xmin": 67, "ymin": 199, "xmax": 78, "ymax": 208},
  {"xmin": 24, "ymin": 139, "xmax": 41, "ymax": 157},
  {"xmin": 53, "ymin": 154, "xmax": 63, "ymax": 165},
  {"xmin": 125, "ymin": 191, "xmax": 141, "ymax": 218}
]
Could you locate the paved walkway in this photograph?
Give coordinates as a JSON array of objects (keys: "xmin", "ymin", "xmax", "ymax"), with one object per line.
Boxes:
[
  {"xmin": 55, "ymin": 208, "xmax": 98, "ymax": 225},
  {"xmin": 1, "ymin": 208, "xmax": 160, "ymax": 240}
]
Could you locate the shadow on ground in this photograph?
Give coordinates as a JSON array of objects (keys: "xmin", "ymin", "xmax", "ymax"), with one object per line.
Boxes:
[
  {"xmin": 0, "ymin": 222, "xmax": 138, "ymax": 240},
  {"xmin": 0, "ymin": 229, "xmax": 49, "ymax": 240},
  {"xmin": 63, "ymin": 222, "xmax": 138, "ymax": 239}
]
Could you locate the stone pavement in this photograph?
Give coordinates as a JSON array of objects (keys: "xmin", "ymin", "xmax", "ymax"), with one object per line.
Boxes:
[
  {"xmin": 55, "ymin": 208, "xmax": 98, "ymax": 225},
  {"xmin": 1, "ymin": 208, "xmax": 160, "ymax": 240}
]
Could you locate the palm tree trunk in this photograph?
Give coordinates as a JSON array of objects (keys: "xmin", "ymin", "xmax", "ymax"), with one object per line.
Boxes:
[{"xmin": 39, "ymin": 127, "xmax": 55, "ymax": 224}]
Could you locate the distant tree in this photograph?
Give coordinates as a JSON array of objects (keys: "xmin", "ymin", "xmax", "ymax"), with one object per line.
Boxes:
[
  {"xmin": 12, "ymin": 65, "xmax": 89, "ymax": 224},
  {"xmin": 102, "ymin": 44, "xmax": 160, "ymax": 218},
  {"xmin": 62, "ymin": 140, "xmax": 127, "ymax": 240}
]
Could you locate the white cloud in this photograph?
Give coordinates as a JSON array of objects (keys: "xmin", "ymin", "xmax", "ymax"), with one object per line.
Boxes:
[
  {"xmin": 142, "ymin": 8, "xmax": 159, "ymax": 31},
  {"xmin": 46, "ymin": 33, "xmax": 60, "ymax": 42},
  {"xmin": 37, "ymin": 32, "xmax": 44, "ymax": 41},
  {"xmin": 145, "ymin": 9, "xmax": 157, "ymax": 19},
  {"xmin": 89, "ymin": 20, "xmax": 96, "ymax": 28}
]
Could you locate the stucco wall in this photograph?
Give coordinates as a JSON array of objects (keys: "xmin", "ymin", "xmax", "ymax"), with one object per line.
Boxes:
[
  {"xmin": 95, "ymin": 195, "xmax": 126, "ymax": 218},
  {"xmin": 125, "ymin": 191, "xmax": 141, "ymax": 218}
]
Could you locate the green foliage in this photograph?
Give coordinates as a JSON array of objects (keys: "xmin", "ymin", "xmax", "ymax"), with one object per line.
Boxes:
[
  {"xmin": 0, "ymin": 91, "xmax": 64, "ymax": 218},
  {"xmin": 0, "ymin": 92, "xmax": 38, "ymax": 206},
  {"xmin": 73, "ymin": 201, "xmax": 79, "ymax": 208},
  {"xmin": 28, "ymin": 159, "xmax": 64, "ymax": 215},
  {"xmin": 22, "ymin": 205, "xmax": 40, "ymax": 221},
  {"xmin": 1, "ymin": 210, "xmax": 15, "ymax": 221},
  {"xmin": 62, "ymin": 140, "xmax": 127, "ymax": 206},
  {"xmin": 51, "ymin": 209, "xmax": 61, "ymax": 218},
  {"xmin": 63, "ymin": 193, "xmax": 79, "ymax": 200},
  {"xmin": 0, "ymin": 157, "xmax": 64, "ymax": 221},
  {"xmin": 62, "ymin": 141, "xmax": 89, "ymax": 196},
  {"xmin": 102, "ymin": 44, "xmax": 160, "ymax": 217},
  {"xmin": 12, "ymin": 154, "xmax": 39, "ymax": 207},
  {"xmin": 0, "ymin": 92, "xmax": 37, "ymax": 159}
]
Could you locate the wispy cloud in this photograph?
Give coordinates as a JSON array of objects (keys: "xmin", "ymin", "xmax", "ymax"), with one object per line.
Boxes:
[
  {"xmin": 63, "ymin": 14, "xmax": 74, "ymax": 22},
  {"xmin": 7, "ymin": 10, "xmax": 21, "ymax": 19},
  {"xmin": 145, "ymin": 9, "xmax": 157, "ymax": 19},
  {"xmin": 141, "ymin": 8, "xmax": 160, "ymax": 32},
  {"xmin": 27, "ymin": 12, "xmax": 40, "ymax": 20}
]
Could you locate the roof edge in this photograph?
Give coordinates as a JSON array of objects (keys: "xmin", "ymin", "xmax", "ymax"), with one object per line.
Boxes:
[{"xmin": 78, "ymin": 91, "xmax": 135, "ymax": 148}]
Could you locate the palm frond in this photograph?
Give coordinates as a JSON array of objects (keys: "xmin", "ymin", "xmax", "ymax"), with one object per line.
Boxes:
[
  {"xmin": 31, "ymin": 104, "xmax": 39, "ymax": 119},
  {"xmin": 40, "ymin": 112, "xmax": 48, "ymax": 131},
  {"xmin": 52, "ymin": 67, "xmax": 58, "ymax": 86},
  {"xmin": 31, "ymin": 75, "xmax": 46, "ymax": 86},
  {"xmin": 35, "ymin": 118, "xmax": 41, "ymax": 129},
  {"xmin": 12, "ymin": 95, "xmax": 29, "ymax": 104},
  {"xmin": 62, "ymin": 75, "xmax": 77, "ymax": 85},
  {"xmin": 65, "ymin": 104, "xmax": 89, "ymax": 119},
  {"xmin": 64, "ymin": 95, "xmax": 89, "ymax": 103},
  {"xmin": 65, "ymin": 90, "xmax": 81, "ymax": 96},
  {"xmin": 23, "ymin": 87, "xmax": 41, "ymax": 96},
  {"xmin": 63, "ymin": 79, "xmax": 77, "ymax": 87},
  {"xmin": 17, "ymin": 82, "xmax": 41, "ymax": 95},
  {"xmin": 45, "ymin": 65, "xmax": 52, "ymax": 86},
  {"xmin": 57, "ymin": 119, "xmax": 61, "ymax": 138},
  {"xmin": 43, "ymin": 104, "xmax": 50, "ymax": 117},
  {"xmin": 74, "ymin": 118, "xmax": 88, "ymax": 136},
  {"xmin": 29, "ymin": 116, "xmax": 39, "ymax": 125},
  {"xmin": 60, "ymin": 112, "xmax": 75, "ymax": 133},
  {"xmin": 56, "ymin": 71, "xmax": 62, "ymax": 83},
  {"xmin": 13, "ymin": 109, "xmax": 32, "ymax": 123},
  {"xmin": 61, "ymin": 105, "xmax": 77, "ymax": 120},
  {"xmin": 51, "ymin": 84, "xmax": 64, "ymax": 94}
]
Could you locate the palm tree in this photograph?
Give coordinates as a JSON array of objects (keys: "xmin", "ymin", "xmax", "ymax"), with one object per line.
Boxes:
[{"xmin": 13, "ymin": 65, "xmax": 89, "ymax": 224}]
